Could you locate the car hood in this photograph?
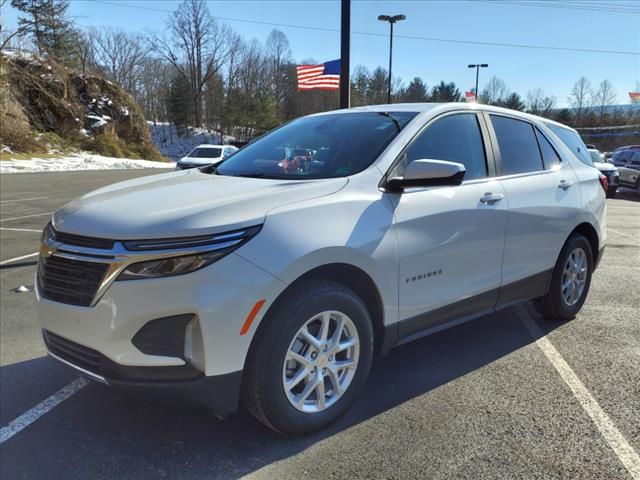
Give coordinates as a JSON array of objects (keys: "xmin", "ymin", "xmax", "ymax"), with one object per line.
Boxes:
[
  {"xmin": 594, "ymin": 161, "xmax": 617, "ymax": 172},
  {"xmin": 179, "ymin": 157, "xmax": 222, "ymax": 165},
  {"xmin": 53, "ymin": 170, "xmax": 348, "ymax": 239}
]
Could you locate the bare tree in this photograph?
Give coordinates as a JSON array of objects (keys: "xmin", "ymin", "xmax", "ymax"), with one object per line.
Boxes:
[
  {"xmin": 265, "ymin": 29, "xmax": 291, "ymax": 107},
  {"xmin": 150, "ymin": 0, "xmax": 232, "ymax": 127},
  {"xmin": 74, "ymin": 29, "xmax": 96, "ymax": 74},
  {"xmin": 592, "ymin": 79, "xmax": 616, "ymax": 121},
  {"xmin": 568, "ymin": 77, "xmax": 592, "ymax": 124},
  {"xmin": 526, "ymin": 88, "xmax": 556, "ymax": 116},
  {"xmin": 91, "ymin": 27, "xmax": 148, "ymax": 93},
  {"xmin": 480, "ymin": 76, "xmax": 508, "ymax": 105}
]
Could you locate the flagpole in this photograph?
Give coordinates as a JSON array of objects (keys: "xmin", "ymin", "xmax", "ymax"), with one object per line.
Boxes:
[{"xmin": 340, "ymin": 0, "xmax": 351, "ymax": 109}]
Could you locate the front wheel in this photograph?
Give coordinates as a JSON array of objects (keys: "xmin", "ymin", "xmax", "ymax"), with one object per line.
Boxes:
[
  {"xmin": 242, "ymin": 280, "xmax": 374, "ymax": 434},
  {"xmin": 534, "ymin": 234, "xmax": 593, "ymax": 321}
]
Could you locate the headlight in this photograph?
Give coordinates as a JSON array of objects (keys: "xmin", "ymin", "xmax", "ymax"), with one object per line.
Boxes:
[
  {"xmin": 118, "ymin": 250, "xmax": 229, "ymax": 280},
  {"xmin": 41, "ymin": 222, "xmax": 55, "ymax": 244},
  {"xmin": 117, "ymin": 225, "xmax": 261, "ymax": 280}
]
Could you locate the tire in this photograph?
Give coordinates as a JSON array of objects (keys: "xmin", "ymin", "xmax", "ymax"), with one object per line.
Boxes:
[
  {"xmin": 242, "ymin": 279, "xmax": 374, "ymax": 434},
  {"xmin": 606, "ymin": 187, "xmax": 617, "ymax": 199},
  {"xmin": 534, "ymin": 234, "xmax": 593, "ymax": 321}
]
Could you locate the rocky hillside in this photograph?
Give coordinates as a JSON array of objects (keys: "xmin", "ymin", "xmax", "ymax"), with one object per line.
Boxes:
[{"xmin": 0, "ymin": 50, "xmax": 164, "ymax": 161}]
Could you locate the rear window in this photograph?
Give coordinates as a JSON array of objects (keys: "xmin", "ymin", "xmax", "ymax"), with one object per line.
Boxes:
[
  {"xmin": 491, "ymin": 115, "xmax": 544, "ymax": 175},
  {"xmin": 188, "ymin": 147, "xmax": 223, "ymax": 158},
  {"xmin": 545, "ymin": 123, "xmax": 593, "ymax": 167}
]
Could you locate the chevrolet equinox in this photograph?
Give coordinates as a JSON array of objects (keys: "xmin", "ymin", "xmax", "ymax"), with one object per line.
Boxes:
[{"xmin": 37, "ymin": 103, "xmax": 607, "ymax": 434}]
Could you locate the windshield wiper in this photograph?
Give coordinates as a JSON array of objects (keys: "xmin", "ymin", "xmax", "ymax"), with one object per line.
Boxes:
[
  {"xmin": 378, "ymin": 112, "xmax": 402, "ymax": 131},
  {"xmin": 229, "ymin": 173, "xmax": 293, "ymax": 180}
]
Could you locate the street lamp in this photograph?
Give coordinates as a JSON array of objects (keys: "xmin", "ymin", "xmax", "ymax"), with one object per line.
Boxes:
[
  {"xmin": 467, "ymin": 64, "xmax": 488, "ymax": 101},
  {"xmin": 378, "ymin": 14, "xmax": 405, "ymax": 104}
]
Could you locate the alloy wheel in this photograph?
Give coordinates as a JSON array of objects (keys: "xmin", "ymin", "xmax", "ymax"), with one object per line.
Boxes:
[
  {"xmin": 282, "ymin": 310, "xmax": 360, "ymax": 413},
  {"xmin": 561, "ymin": 247, "xmax": 588, "ymax": 306}
]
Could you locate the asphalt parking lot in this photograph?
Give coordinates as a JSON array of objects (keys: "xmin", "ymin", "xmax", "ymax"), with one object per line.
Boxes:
[{"xmin": 1, "ymin": 169, "xmax": 639, "ymax": 479}]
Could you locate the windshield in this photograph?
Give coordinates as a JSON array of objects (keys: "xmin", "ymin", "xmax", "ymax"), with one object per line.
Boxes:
[
  {"xmin": 589, "ymin": 150, "xmax": 603, "ymax": 163},
  {"xmin": 545, "ymin": 123, "xmax": 593, "ymax": 167},
  {"xmin": 188, "ymin": 147, "xmax": 223, "ymax": 158},
  {"xmin": 216, "ymin": 112, "xmax": 418, "ymax": 179}
]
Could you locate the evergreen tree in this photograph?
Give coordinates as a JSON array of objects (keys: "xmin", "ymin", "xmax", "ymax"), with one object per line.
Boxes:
[
  {"xmin": 11, "ymin": 0, "xmax": 76, "ymax": 63},
  {"xmin": 431, "ymin": 81, "xmax": 463, "ymax": 102},
  {"xmin": 167, "ymin": 74, "xmax": 194, "ymax": 136},
  {"xmin": 400, "ymin": 77, "xmax": 429, "ymax": 103},
  {"xmin": 498, "ymin": 92, "xmax": 526, "ymax": 111}
]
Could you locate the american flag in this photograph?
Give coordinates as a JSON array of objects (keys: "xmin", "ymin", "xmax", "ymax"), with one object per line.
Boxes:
[
  {"xmin": 297, "ymin": 59, "xmax": 341, "ymax": 91},
  {"xmin": 465, "ymin": 91, "xmax": 476, "ymax": 102},
  {"xmin": 629, "ymin": 92, "xmax": 640, "ymax": 104}
]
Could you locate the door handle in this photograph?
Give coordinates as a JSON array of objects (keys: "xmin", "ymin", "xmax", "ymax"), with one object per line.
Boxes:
[
  {"xmin": 558, "ymin": 180, "xmax": 574, "ymax": 190},
  {"xmin": 480, "ymin": 192, "xmax": 504, "ymax": 204}
]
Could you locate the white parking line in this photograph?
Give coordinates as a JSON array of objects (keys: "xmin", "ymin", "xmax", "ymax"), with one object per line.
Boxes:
[
  {"xmin": 520, "ymin": 310, "xmax": 640, "ymax": 480},
  {"xmin": 0, "ymin": 212, "xmax": 54, "ymax": 222},
  {"xmin": 0, "ymin": 252, "xmax": 39, "ymax": 266},
  {"xmin": 0, "ymin": 196, "xmax": 48, "ymax": 204},
  {"xmin": 608, "ymin": 228, "xmax": 637, "ymax": 241},
  {"xmin": 0, "ymin": 378, "xmax": 88, "ymax": 444},
  {"xmin": 0, "ymin": 227, "xmax": 42, "ymax": 233}
]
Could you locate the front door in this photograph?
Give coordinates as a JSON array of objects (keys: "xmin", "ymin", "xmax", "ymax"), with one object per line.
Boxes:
[{"xmin": 388, "ymin": 112, "xmax": 508, "ymax": 340}]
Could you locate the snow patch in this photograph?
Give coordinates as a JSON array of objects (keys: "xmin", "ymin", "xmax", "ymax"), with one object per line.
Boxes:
[{"xmin": 1, "ymin": 153, "xmax": 173, "ymax": 174}]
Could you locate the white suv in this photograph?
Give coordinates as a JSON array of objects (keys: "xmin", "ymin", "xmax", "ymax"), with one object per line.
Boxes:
[{"xmin": 37, "ymin": 103, "xmax": 606, "ymax": 434}]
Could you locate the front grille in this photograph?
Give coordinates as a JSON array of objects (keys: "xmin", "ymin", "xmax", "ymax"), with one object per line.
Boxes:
[
  {"xmin": 53, "ymin": 229, "xmax": 115, "ymax": 250},
  {"xmin": 39, "ymin": 255, "xmax": 109, "ymax": 306},
  {"xmin": 44, "ymin": 330, "xmax": 102, "ymax": 374}
]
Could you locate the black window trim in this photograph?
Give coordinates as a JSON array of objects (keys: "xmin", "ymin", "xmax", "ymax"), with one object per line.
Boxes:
[
  {"xmin": 380, "ymin": 110, "xmax": 497, "ymax": 191},
  {"xmin": 533, "ymin": 125, "xmax": 563, "ymax": 170},
  {"xmin": 482, "ymin": 112, "xmax": 567, "ymax": 180}
]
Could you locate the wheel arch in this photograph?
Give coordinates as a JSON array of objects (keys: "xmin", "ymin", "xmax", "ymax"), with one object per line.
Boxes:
[
  {"xmin": 567, "ymin": 222, "xmax": 600, "ymax": 267},
  {"xmin": 243, "ymin": 263, "xmax": 390, "ymax": 374}
]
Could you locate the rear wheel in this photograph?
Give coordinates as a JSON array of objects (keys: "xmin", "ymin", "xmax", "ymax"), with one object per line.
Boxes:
[
  {"xmin": 243, "ymin": 280, "xmax": 374, "ymax": 434},
  {"xmin": 534, "ymin": 234, "xmax": 593, "ymax": 321}
]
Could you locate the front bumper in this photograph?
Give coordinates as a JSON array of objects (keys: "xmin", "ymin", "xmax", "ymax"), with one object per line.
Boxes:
[
  {"xmin": 37, "ymin": 252, "xmax": 286, "ymax": 412},
  {"xmin": 44, "ymin": 329, "xmax": 242, "ymax": 415}
]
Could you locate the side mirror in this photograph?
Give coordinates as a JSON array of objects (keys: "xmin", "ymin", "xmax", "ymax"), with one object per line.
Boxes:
[{"xmin": 386, "ymin": 159, "xmax": 466, "ymax": 192}]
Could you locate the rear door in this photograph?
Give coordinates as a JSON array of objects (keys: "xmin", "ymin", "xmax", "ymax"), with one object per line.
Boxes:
[{"xmin": 485, "ymin": 113, "xmax": 581, "ymax": 303}]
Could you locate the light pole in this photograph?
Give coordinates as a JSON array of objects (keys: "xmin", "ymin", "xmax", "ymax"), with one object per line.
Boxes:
[
  {"xmin": 378, "ymin": 14, "xmax": 405, "ymax": 104},
  {"xmin": 467, "ymin": 64, "xmax": 488, "ymax": 101}
]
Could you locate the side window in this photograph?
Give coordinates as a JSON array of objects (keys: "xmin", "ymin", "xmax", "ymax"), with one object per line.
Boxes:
[
  {"xmin": 545, "ymin": 123, "xmax": 593, "ymax": 167},
  {"xmin": 490, "ymin": 115, "xmax": 543, "ymax": 175},
  {"xmin": 401, "ymin": 113, "xmax": 488, "ymax": 181},
  {"xmin": 534, "ymin": 128, "xmax": 562, "ymax": 169}
]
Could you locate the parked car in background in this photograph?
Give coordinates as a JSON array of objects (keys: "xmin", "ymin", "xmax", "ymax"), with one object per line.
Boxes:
[
  {"xmin": 589, "ymin": 148, "xmax": 619, "ymax": 198},
  {"xmin": 610, "ymin": 145, "xmax": 640, "ymax": 168},
  {"xmin": 175, "ymin": 144, "xmax": 239, "ymax": 170},
  {"xmin": 37, "ymin": 104, "xmax": 607, "ymax": 434},
  {"xmin": 614, "ymin": 146, "xmax": 640, "ymax": 193}
]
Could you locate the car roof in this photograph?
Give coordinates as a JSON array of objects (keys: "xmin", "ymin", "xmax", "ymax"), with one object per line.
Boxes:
[{"xmin": 311, "ymin": 102, "xmax": 574, "ymax": 131}]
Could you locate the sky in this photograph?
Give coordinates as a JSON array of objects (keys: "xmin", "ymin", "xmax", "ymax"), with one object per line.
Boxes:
[{"xmin": 3, "ymin": 0, "xmax": 640, "ymax": 107}]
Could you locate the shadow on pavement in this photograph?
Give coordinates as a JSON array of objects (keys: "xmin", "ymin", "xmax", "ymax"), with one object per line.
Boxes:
[
  {"xmin": 0, "ymin": 305, "xmax": 559, "ymax": 479},
  {"xmin": 0, "ymin": 260, "xmax": 38, "ymax": 271},
  {"xmin": 614, "ymin": 188, "xmax": 639, "ymax": 202}
]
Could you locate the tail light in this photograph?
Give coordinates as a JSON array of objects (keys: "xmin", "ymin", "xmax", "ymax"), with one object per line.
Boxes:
[{"xmin": 598, "ymin": 174, "xmax": 608, "ymax": 193}]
